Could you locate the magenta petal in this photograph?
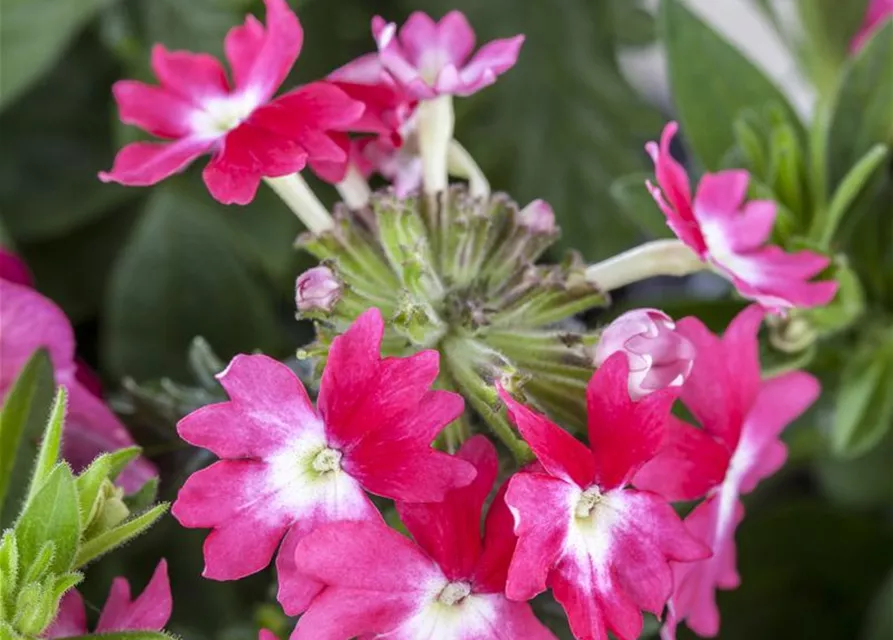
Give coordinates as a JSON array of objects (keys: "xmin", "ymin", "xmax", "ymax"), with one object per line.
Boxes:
[
  {"xmin": 291, "ymin": 586, "xmax": 417, "ymax": 640},
  {"xmin": 224, "ymin": 14, "xmax": 266, "ymax": 92},
  {"xmin": 475, "ymin": 481, "xmax": 518, "ymax": 593},
  {"xmin": 44, "ymin": 590, "xmax": 88, "ymax": 638},
  {"xmin": 329, "ymin": 53, "xmax": 389, "ymax": 84},
  {"xmin": 725, "ymin": 200, "xmax": 777, "ymax": 252},
  {"xmin": 0, "ymin": 249, "xmax": 33, "ymax": 287},
  {"xmin": 112, "ymin": 81, "xmax": 194, "ymax": 139},
  {"xmin": 150, "ymin": 45, "xmax": 229, "ymax": 103},
  {"xmin": 177, "ymin": 354, "xmax": 319, "ymax": 459},
  {"xmin": 99, "ymin": 138, "xmax": 213, "ymax": 187},
  {"xmin": 398, "ymin": 11, "xmax": 440, "ymax": 66},
  {"xmin": 455, "ymin": 35, "xmax": 525, "ymax": 96},
  {"xmin": 262, "ymin": 82, "xmax": 366, "ymax": 138},
  {"xmin": 276, "ymin": 525, "xmax": 325, "ymax": 616},
  {"xmin": 498, "ymin": 386, "xmax": 595, "ymax": 487},
  {"xmin": 437, "ymin": 11, "xmax": 477, "ymax": 65},
  {"xmin": 693, "ymin": 170, "xmax": 750, "ymax": 224},
  {"xmin": 96, "ymin": 560, "xmax": 172, "ymax": 633}
]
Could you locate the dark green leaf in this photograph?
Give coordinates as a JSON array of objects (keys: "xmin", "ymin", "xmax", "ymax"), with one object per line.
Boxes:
[
  {"xmin": 660, "ymin": 0, "xmax": 803, "ymax": 169},
  {"xmin": 610, "ymin": 173, "xmax": 673, "ymax": 240},
  {"xmin": 862, "ymin": 567, "xmax": 893, "ymax": 640},
  {"xmin": 15, "ymin": 464, "xmax": 80, "ymax": 576},
  {"xmin": 0, "ymin": 350, "xmax": 54, "ymax": 528},
  {"xmin": 74, "ymin": 503, "xmax": 168, "ymax": 568},
  {"xmin": 817, "ymin": 415, "xmax": 893, "ymax": 509},
  {"xmin": 103, "ymin": 179, "xmax": 288, "ymax": 381},
  {"xmin": 0, "ymin": 0, "xmax": 113, "ymax": 109},
  {"xmin": 825, "ymin": 22, "xmax": 893, "ymax": 191},
  {"xmin": 25, "ymin": 387, "xmax": 67, "ymax": 504}
]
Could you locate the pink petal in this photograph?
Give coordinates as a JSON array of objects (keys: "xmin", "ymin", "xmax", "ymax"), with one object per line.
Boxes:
[
  {"xmin": 436, "ymin": 11, "xmax": 476, "ymax": 65},
  {"xmin": 397, "ymin": 12, "xmax": 439, "ymax": 67},
  {"xmin": 44, "ymin": 590, "xmax": 88, "ymax": 638},
  {"xmin": 736, "ymin": 371, "xmax": 819, "ymax": 493},
  {"xmin": 373, "ymin": 16, "xmax": 436, "ymax": 100},
  {"xmin": 0, "ymin": 280, "xmax": 75, "ymax": 393},
  {"xmin": 488, "ymin": 598, "xmax": 561, "ymax": 640},
  {"xmin": 276, "ymin": 525, "xmax": 325, "ymax": 616},
  {"xmin": 549, "ymin": 567, "xmax": 630, "ymax": 640},
  {"xmin": 454, "ymin": 35, "xmax": 525, "ymax": 97},
  {"xmin": 586, "ymin": 353, "xmax": 679, "ymax": 490},
  {"xmin": 111, "ymin": 80, "xmax": 195, "ymax": 139},
  {"xmin": 96, "ymin": 560, "xmax": 172, "ymax": 632},
  {"xmin": 259, "ymin": 631, "xmax": 278, "ymax": 640},
  {"xmin": 224, "ymin": 14, "xmax": 266, "ymax": 90},
  {"xmin": 619, "ymin": 490, "xmax": 711, "ymax": 564},
  {"xmin": 98, "ymin": 138, "xmax": 213, "ymax": 187},
  {"xmin": 397, "ymin": 435, "xmax": 497, "ymax": 581},
  {"xmin": 177, "ymin": 354, "xmax": 321, "ymax": 459},
  {"xmin": 228, "ymin": 0, "xmax": 303, "ymax": 102},
  {"xmin": 692, "ymin": 170, "xmax": 750, "ymax": 225},
  {"xmin": 498, "ymin": 386, "xmax": 595, "ymax": 488},
  {"xmin": 258, "ymin": 82, "xmax": 366, "ymax": 141},
  {"xmin": 0, "ymin": 249, "xmax": 33, "ymax": 287},
  {"xmin": 150, "ymin": 45, "xmax": 229, "ymax": 104},
  {"xmin": 633, "ymin": 416, "xmax": 731, "ymax": 502},
  {"xmin": 504, "ymin": 472, "xmax": 575, "ymax": 601},
  {"xmin": 474, "ymin": 480, "xmax": 517, "ymax": 593},
  {"xmin": 724, "ymin": 200, "xmax": 777, "ymax": 252},
  {"xmin": 307, "ymin": 131, "xmax": 351, "ymax": 184},
  {"xmin": 329, "ymin": 53, "xmax": 389, "ymax": 85},
  {"xmin": 291, "ymin": 585, "xmax": 417, "ymax": 640}
]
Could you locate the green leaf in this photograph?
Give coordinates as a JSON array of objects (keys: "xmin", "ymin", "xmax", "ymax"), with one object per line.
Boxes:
[
  {"xmin": 103, "ymin": 180, "xmax": 289, "ymax": 381},
  {"xmin": 610, "ymin": 173, "xmax": 673, "ymax": 240},
  {"xmin": 831, "ymin": 331, "xmax": 893, "ymax": 458},
  {"xmin": 15, "ymin": 464, "xmax": 80, "ymax": 576},
  {"xmin": 660, "ymin": 0, "xmax": 803, "ymax": 169},
  {"xmin": 75, "ymin": 447, "xmax": 141, "ymax": 526},
  {"xmin": 0, "ymin": 0, "xmax": 114, "ymax": 110},
  {"xmin": 825, "ymin": 22, "xmax": 893, "ymax": 191},
  {"xmin": 74, "ymin": 503, "xmax": 168, "ymax": 568},
  {"xmin": 863, "ymin": 567, "xmax": 893, "ymax": 640},
  {"xmin": 426, "ymin": 0, "xmax": 662, "ymax": 259},
  {"xmin": 24, "ymin": 387, "xmax": 67, "ymax": 505},
  {"xmin": 0, "ymin": 350, "xmax": 54, "ymax": 522},
  {"xmin": 122, "ymin": 477, "xmax": 159, "ymax": 513},
  {"xmin": 795, "ymin": 0, "xmax": 872, "ymax": 94}
]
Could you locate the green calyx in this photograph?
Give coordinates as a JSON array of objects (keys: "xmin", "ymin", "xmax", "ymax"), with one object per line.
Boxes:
[{"xmin": 297, "ymin": 186, "xmax": 607, "ymax": 460}]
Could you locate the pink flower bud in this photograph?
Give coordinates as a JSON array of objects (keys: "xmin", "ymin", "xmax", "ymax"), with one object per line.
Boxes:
[
  {"xmin": 594, "ymin": 308, "xmax": 695, "ymax": 400},
  {"xmin": 517, "ymin": 199, "xmax": 556, "ymax": 234},
  {"xmin": 296, "ymin": 266, "xmax": 342, "ymax": 313}
]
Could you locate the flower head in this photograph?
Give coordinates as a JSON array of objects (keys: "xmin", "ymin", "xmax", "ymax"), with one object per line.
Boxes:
[
  {"xmin": 296, "ymin": 266, "xmax": 342, "ymax": 313},
  {"xmin": 100, "ymin": 0, "xmax": 364, "ymax": 204},
  {"xmin": 44, "ymin": 561, "xmax": 171, "ymax": 638},
  {"xmin": 851, "ymin": 0, "xmax": 893, "ymax": 53},
  {"xmin": 633, "ymin": 306, "xmax": 821, "ymax": 637},
  {"xmin": 499, "ymin": 354, "xmax": 710, "ymax": 640},
  {"xmin": 370, "ymin": 11, "xmax": 525, "ymax": 99},
  {"xmin": 646, "ymin": 122, "xmax": 838, "ymax": 311},
  {"xmin": 292, "ymin": 436, "xmax": 556, "ymax": 640},
  {"xmin": 172, "ymin": 308, "xmax": 474, "ymax": 615},
  {"xmin": 594, "ymin": 308, "xmax": 695, "ymax": 400},
  {"xmin": 0, "ymin": 259, "xmax": 155, "ymax": 491}
]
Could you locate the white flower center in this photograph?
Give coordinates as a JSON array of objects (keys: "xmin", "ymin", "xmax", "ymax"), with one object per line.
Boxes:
[
  {"xmin": 190, "ymin": 92, "xmax": 259, "ymax": 138},
  {"xmin": 437, "ymin": 581, "xmax": 471, "ymax": 606},
  {"xmin": 311, "ymin": 447, "xmax": 343, "ymax": 474},
  {"xmin": 574, "ymin": 486, "xmax": 603, "ymax": 519}
]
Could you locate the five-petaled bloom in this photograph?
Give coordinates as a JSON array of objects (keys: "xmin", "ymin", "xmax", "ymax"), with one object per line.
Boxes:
[
  {"xmin": 44, "ymin": 561, "xmax": 171, "ymax": 638},
  {"xmin": 99, "ymin": 0, "xmax": 364, "ymax": 204},
  {"xmin": 172, "ymin": 308, "xmax": 475, "ymax": 615},
  {"xmin": 371, "ymin": 11, "xmax": 525, "ymax": 99},
  {"xmin": 594, "ymin": 308, "xmax": 695, "ymax": 400},
  {"xmin": 634, "ymin": 305, "xmax": 820, "ymax": 639},
  {"xmin": 498, "ymin": 354, "xmax": 710, "ymax": 640},
  {"xmin": 292, "ymin": 436, "xmax": 556, "ymax": 640},
  {"xmin": 646, "ymin": 122, "xmax": 838, "ymax": 311}
]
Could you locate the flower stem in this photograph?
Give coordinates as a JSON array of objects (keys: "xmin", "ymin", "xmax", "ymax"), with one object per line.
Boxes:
[
  {"xmin": 264, "ymin": 174, "xmax": 334, "ymax": 234},
  {"xmin": 417, "ymin": 95, "xmax": 454, "ymax": 195},
  {"xmin": 335, "ymin": 165, "xmax": 373, "ymax": 210},
  {"xmin": 448, "ymin": 139, "xmax": 490, "ymax": 198},
  {"xmin": 584, "ymin": 239, "xmax": 705, "ymax": 291}
]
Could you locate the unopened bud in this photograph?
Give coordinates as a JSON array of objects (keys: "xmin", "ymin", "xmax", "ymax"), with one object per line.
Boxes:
[
  {"xmin": 85, "ymin": 480, "xmax": 130, "ymax": 539},
  {"xmin": 594, "ymin": 308, "xmax": 695, "ymax": 400},
  {"xmin": 517, "ymin": 199, "xmax": 556, "ymax": 234},
  {"xmin": 295, "ymin": 266, "xmax": 342, "ymax": 314}
]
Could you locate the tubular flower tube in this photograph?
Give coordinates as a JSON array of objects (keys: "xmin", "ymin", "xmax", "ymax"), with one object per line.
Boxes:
[
  {"xmin": 171, "ymin": 309, "xmax": 475, "ymax": 615},
  {"xmin": 634, "ymin": 306, "xmax": 821, "ymax": 638},
  {"xmin": 498, "ymin": 354, "xmax": 710, "ymax": 640},
  {"xmin": 292, "ymin": 436, "xmax": 556, "ymax": 640},
  {"xmin": 645, "ymin": 122, "xmax": 838, "ymax": 311},
  {"xmin": 99, "ymin": 0, "xmax": 364, "ymax": 207}
]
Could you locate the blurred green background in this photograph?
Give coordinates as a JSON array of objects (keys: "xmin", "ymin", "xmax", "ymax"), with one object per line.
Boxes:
[{"xmin": 1, "ymin": 0, "xmax": 891, "ymax": 638}]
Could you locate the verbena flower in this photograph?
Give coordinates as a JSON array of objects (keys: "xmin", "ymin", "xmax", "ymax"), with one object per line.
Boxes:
[
  {"xmin": 499, "ymin": 354, "xmax": 710, "ymax": 640},
  {"xmin": 634, "ymin": 306, "xmax": 820, "ymax": 638},
  {"xmin": 100, "ymin": 0, "xmax": 364, "ymax": 204},
  {"xmin": 646, "ymin": 122, "xmax": 838, "ymax": 311},
  {"xmin": 291, "ymin": 436, "xmax": 556, "ymax": 639},
  {"xmin": 172, "ymin": 308, "xmax": 475, "ymax": 615},
  {"xmin": 44, "ymin": 561, "xmax": 171, "ymax": 637},
  {"xmin": 0, "ymin": 251, "xmax": 154, "ymax": 490}
]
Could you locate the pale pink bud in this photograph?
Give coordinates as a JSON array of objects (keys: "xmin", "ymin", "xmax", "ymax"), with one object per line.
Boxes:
[
  {"xmin": 296, "ymin": 266, "xmax": 342, "ymax": 313},
  {"xmin": 517, "ymin": 199, "xmax": 556, "ymax": 234},
  {"xmin": 594, "ymin": 308, "xmax": 695, "ymax": 400}
]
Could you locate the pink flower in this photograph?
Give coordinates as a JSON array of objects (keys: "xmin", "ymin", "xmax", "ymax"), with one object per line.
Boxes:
[
  {"xmin": 295, "ymin": 266, "xmax": 342, "ymax": 313},
  {"xmin": 594, "ymin": 308, "xmax": 695, "ymax": 400},
  {"xmin": 634, "ymin": 305, "xmax": 821, "ymax": 638},
  {"xmin": 44, "ymin": 560, "xmax": 171, "ymax": 638},
  {"xmin": 292, "ymin": 436, "xmax": 556, "ymax": 640},
  {"xmin": 646, "ymin": 122, "xmax": 838, "ymax": 311},
  {"xmin": 171, "ymin": 308, "xmax": 475, "ymax": 615},
  {"xmin": 499, "ymin": 354, "xmax": 710, "ymax": 640},
  {"xmin": 99, "ymin": 0, "xmax": 364, "ymax": 205},
  {"xmin": 851, "ymin": 0, "xmax": 893, "ymax": 53},
  {"xmin": 370, "ymin": 11, "xmax": 525, "ymax": 99},
  {"xmin": 517, "ymin": 199, "xmax": 557, "ymax": 234},
  {"xmin": 0, "ymin": 255, "xmax": 155, "ymax": 492}
]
